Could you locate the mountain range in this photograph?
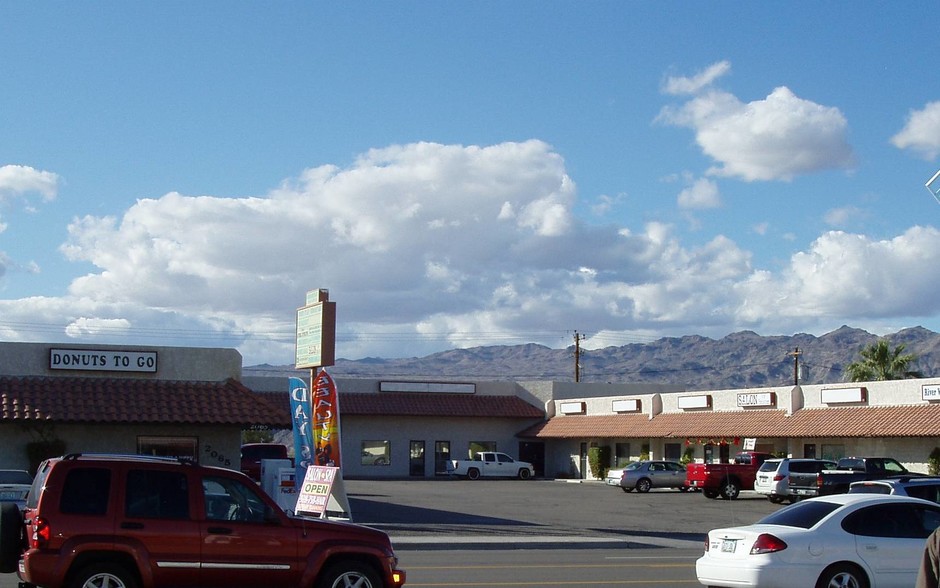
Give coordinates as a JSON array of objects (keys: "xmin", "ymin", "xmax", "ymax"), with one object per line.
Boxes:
[{"xmin": 244, "ymin": 326, "xmax": 940, "ymax": 392}]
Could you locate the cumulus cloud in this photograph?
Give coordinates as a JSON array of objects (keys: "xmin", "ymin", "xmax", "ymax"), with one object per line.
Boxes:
[
  {"xmin": 3, "ymin": 140, "xmax": 939, "ymax": 363},
  {"xmin": 0, "ymin": 165, "xmax": 59, "ymax": 203},
  {"xmin": 657, "ymin": 63, "xmax": 855, "ymax": 181},
  {"xmin": 891, "ymin": 101, "xmax": 940, "ymax": 160},
  {"xmin": 677, "ymin": 177, "xmax": 721, "ymax": 210}
]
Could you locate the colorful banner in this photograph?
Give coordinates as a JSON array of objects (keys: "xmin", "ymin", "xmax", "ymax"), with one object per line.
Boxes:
[
  {"xmin": 312, "ymin": 369, "xmax": 342, "ymax": 468},
  {"xmin": 288, "ymin": 376, "xmax": 314, "ymax": 490}
]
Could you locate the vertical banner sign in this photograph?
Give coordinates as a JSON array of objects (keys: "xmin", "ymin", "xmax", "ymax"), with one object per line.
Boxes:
[
  {"xmin": 312, "ymin": 369, "xmax": 342, "ymax": 468},
  {"xmin": 289, "ymin": 376, "xmax": 314, "ymax": 491}
]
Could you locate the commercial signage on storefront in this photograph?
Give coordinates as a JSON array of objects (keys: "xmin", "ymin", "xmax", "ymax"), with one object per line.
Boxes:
[
  {"xmin": 736, "ymin": 392, "xmax": 776, "ymax": 408},
  {"xmin": 923, "ymin": 384, "xmax": 940, "ymax": 401},
  {"xmin": 49, "ymin": 348, "xmax": 158, "ymax": 373}
]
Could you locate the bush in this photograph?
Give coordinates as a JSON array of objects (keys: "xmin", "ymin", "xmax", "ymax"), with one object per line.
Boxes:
[
  {"xmin": 929, "ymin": 447, "xmax": 940, "ymax": 476},
  {"xmin": 588, "ymin": 446, "xmax": 611, "ymax": 480}
]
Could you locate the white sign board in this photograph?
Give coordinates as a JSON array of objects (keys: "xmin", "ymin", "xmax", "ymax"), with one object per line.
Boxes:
[
  {"xmin": 923, "ymin": 385, "xmax": 940, "ymax": 402},
  {"xmin": 295, "ymin": 466, "xmax": 338, "ymax": 517}
]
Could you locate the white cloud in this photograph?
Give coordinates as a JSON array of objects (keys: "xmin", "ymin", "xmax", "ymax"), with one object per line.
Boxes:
[
  {"xmin": 824, "ymin": 205, "xmax": 867, "ymax": 228},
  {"xmin": 657, "ymin": 73, "xmax": 855, "ymax": 181},
  {"xmin": 736, "ymin": 226, "xmax": 940, "ymax": 324},
  {"xmin": 677, "ymin": 177, "xmax": 721, "ymax": 210},
  {"xmin": 3, "ymin": 141, "xmax": 940, "ymax": 364},
  {"xmin": 891, "ymin": 101, "xmax": 940, "ymax": 160},
  {"xmin": 0, "ymin": 165, "xmax": 59, "ymax": 203},
  {"xmin": 662, "ymin": 61, "xmax": 731, "ymax": 96}
]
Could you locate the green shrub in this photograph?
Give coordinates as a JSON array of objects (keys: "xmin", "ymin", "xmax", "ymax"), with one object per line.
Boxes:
[
  {"xmin": 929, "ymin": 447, "xmax": 940, "ymax": 476},
  {"xmin": 588, "ymin": 446, "xmax": 612, "ymax": 480}
]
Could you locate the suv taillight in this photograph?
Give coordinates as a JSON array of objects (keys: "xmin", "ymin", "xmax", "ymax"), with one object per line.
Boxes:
[
  {"xmin": 816, "ymin": 473, "xmax": 823, "ymax": 488},
  {"xmin": 30, "ymin": 517, "xmax": 50, "ymax": 549}
]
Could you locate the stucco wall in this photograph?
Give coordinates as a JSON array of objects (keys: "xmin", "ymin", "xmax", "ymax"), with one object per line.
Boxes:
[
  {"xmin": 0, "ymin": 422, "xmax": 242, "ymax": 474},
  {"xmin": 339, "ymin": 414, "xmax": 543, "ymax": 478}
]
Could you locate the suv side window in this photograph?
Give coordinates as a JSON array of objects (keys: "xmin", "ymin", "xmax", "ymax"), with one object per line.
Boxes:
[
  {"xmin": 60, "ymin": 467, "xmax": 111, "ymax": 516},
  {"xmin": 203, "ymin": 475, "xmax": 272, "ymax": 523},
  {"xmin": 125, "ymin": 469, "xmax": 190, "ymax": 519}
]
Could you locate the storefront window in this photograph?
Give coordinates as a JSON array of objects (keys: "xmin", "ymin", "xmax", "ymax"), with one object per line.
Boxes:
[
  {"xmin": 468, "ymin": 441, "xmax": 496, "ymax": 458},
  {"xmin": 361, "ymin": 440, "xmax": 390, "ymax": 466},
  {"xmin": 821, "ymin": 444, "xmax": 845, "ymax": 462},
  {"xmin": 137, "ymin": 436, "xmax": 197, "ymax": 460}
]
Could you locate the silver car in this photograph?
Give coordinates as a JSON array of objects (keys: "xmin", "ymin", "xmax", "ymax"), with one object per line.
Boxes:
[
  {"xmin": 0, "ymin": 469, "xmax": 31, "ymax": 510},
  {"xmin": 607, "ymin": 460, "xmax": 689, "ymax": 493}
]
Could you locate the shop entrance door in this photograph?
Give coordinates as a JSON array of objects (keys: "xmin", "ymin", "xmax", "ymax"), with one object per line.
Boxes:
[{"xmin": 410, "ymin": 441, "xmax": 425, "ymax": 477}]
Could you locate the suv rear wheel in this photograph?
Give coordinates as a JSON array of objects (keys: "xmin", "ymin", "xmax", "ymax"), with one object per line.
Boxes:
[
  {"xmin": 0, "ymin": 502, "xmax": 22, "ymax": 574},
  {"xmin": 316, "ymin": 561, "xmax": 381, "ymax": 588},
  {"xmin": 68, "ymin": 563, "xmax": 140, "ymax": 588}
]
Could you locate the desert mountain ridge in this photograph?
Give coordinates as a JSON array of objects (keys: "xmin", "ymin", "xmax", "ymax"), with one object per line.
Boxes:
[{"xmin": 244, "ymin": 325, "xmax": 940, "ymax": 392}]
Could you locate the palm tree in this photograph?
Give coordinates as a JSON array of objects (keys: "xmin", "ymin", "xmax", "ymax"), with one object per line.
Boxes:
[{"xmin": 845, "ymin": 339, "xmax": 922, "ymax": 382}]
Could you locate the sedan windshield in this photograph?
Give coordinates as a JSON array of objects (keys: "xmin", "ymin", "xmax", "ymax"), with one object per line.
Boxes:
[
  {"xmin": 757, "ymin": 500, "xmax": 842, "ymax": 529},
  {"xmin": 624, "ymin": 462, "xmax": 642, "ymax": 471}
]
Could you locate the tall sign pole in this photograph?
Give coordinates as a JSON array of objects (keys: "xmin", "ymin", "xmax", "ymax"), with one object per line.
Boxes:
[{"xmin": 293, "ymin": 289, "xmax": 350, "ymax": 519}]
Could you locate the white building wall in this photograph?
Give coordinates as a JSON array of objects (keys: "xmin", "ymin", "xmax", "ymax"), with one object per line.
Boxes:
[{"xmin": 339, "ymin": 415, "xmax": 542, "ymax": 478}]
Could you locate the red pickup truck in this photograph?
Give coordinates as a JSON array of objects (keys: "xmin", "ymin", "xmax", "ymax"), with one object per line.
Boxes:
[{"xmin": 685, "ymin": 451, "xmax": 775, "ymax": 500}]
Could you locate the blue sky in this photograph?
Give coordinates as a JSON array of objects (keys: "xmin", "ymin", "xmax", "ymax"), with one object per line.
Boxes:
[{"xmin": 2, "ymin": 3, "xmax": 939, "ymax": 366}]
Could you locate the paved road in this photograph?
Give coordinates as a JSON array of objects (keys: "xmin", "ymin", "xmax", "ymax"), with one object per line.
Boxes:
[
  {"xmin": 0, "ymin": 479, "xmax": 780, "ymax": 587},
  {"xmin": 345, "ymin": 478, "xmax": 780, "ymax": 550}
]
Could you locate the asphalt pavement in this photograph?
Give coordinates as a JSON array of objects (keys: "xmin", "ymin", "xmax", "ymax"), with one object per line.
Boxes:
[{"xmin": 345, "ymin": 477, "xmax": 780, "ymax": 550}]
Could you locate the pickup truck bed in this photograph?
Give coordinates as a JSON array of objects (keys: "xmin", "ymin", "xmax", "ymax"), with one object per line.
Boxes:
[{"xmin": 790, "ymin": 457, "xmax": 915, "ymax": 498}]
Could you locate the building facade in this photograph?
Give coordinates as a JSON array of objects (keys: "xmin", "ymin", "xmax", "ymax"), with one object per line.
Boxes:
[{"xmin": 4, "ymin": 341, "xmax": 940, "ymax": 481}]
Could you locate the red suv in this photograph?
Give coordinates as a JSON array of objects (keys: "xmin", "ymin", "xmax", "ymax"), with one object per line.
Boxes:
[{"xmin": 3, "ymin": 454, "xmax": 405, "ymax": 588}]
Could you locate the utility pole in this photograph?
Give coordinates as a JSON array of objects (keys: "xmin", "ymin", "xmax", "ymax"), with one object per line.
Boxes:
[
  {"xmin": 786, "ymin": 347, "xmax": 802, "ymax": 386},
  {"xmin": 574, "ymin": 331, "xmax": 585, "ymax": 382}
]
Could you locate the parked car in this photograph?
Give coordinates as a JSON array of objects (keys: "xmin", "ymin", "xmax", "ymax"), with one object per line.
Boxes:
[
  {"xmin": 753, "ymin": 458, "xmax": 836, "ymax": 504},
  {"xmin": 695, "ymin": 493, "xmax": 940, "ymax": 588},
  {"xmin": 240, "ymin": 442, "xmax": 289, "ymax": 482},
  {"xmin": 849, "ymin": 476, "xmax": 940, "ymax": 503},
  {"xmin": 0, "ymin": 469, "xmax": 31, "ymax": 510},
  {"xmin": 686, "ymin": 451, "xmax": 775, "ymax": 500},
  {"xmin": 8, "ymin": 453, "xmax": 406, "ymax": 588},
  {"xmin": 448, "ymin": 451, "xmax": 535, "ymax": 480},
  {"xmin": 605, "ymin": 460, "xmax": 690, "ymax": 493}
]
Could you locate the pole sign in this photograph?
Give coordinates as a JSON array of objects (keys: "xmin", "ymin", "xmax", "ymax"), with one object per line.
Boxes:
[{"xmin": 295, "ymin": 289, "xmax": 336, "ymax": 369}]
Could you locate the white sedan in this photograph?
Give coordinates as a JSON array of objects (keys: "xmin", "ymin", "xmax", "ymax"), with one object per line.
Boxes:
[{"xmin": 696, "ymin": 493, "xmax": 940, "ymax": 588}]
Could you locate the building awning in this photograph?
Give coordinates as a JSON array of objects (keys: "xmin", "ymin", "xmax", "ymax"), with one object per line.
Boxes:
[
  {"xmin": 0, "ymin": 375, "xmax": 289, "ymax": 428},
  {"xmin": 519, "ymin": 403, "xmax": 940, "ymax": 440}
]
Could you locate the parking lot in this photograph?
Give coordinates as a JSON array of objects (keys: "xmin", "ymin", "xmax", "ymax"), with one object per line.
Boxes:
[{"xmin": 346, "ymin": 478, "xmax": 781, "ymax": 550}]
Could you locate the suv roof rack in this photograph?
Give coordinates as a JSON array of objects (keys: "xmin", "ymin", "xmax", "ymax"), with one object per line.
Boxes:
[{"xmin": 61, "ymin": 453, "xmax": 197, "ymax": 466}]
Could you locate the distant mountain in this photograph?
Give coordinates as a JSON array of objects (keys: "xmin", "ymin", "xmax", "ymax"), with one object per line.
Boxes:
[{"xmin": 244, "ymin": 326, "xmax": 940, "ymax": 391}]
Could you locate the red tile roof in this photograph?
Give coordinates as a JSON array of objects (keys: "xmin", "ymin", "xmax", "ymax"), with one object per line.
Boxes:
[
  {"xmin": 0, "ymin": 376, "xmax": 289, "ymax": 427},
  {"xmin": 520, "ymin": 404, "xmax": 940, "ymax": 439}
]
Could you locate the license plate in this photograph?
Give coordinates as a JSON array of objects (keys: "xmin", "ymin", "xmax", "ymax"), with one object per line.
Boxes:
[
  {"xmin": 796, "ymin": 489, "xmax": 813, "ymax": 495},
  {"xmin": 0, "ymin": 491, "xmax": 21, "ymax": 500},
  {"xmin": 691, "ymin": 480, "xmax": 699, "ymax": 487},
  {"xmin": 721, "ymin": 539, "xmax": 737, "ymax": 553}
]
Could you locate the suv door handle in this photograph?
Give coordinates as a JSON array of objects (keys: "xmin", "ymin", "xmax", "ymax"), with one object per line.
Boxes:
[
  {"xmin": 121, "ymin": 522, "xmax": 144, "ymax": 530},
  {"xmin": 207, "ymin": 527, "xmax": 233, "ymax": 535}
]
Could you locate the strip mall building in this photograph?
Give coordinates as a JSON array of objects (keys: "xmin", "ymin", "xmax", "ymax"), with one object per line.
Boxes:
[{"xmin": 3, "ymin": 342, "xmax": 940, "ymax": 478}]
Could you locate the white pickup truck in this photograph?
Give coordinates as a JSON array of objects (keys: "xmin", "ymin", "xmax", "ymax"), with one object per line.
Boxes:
[{"xmin": 448, "ymin": 451, "xmax": 535, "ymax": 480}]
